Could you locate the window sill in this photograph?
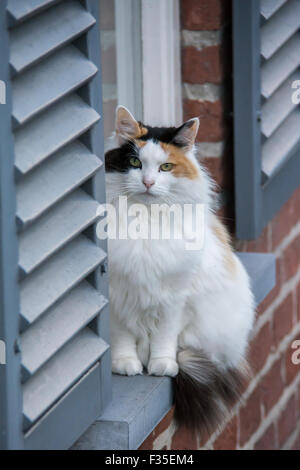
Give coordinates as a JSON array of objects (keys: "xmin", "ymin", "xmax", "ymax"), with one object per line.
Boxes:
[{"xmin": 73, "ymin": 252, "xmax": 276, "ymax": 450}]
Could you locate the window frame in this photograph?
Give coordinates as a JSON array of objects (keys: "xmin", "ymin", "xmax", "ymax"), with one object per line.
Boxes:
[
  {"xmin": 233, "ymin": 0, "xmax": 300, "ymax": 240},
  {"xmin": 141, "ymin": 0, "xmax": 182, "ymax": 127}
]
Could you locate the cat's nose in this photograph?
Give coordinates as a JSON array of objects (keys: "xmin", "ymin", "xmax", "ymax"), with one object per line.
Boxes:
[{"xmin": 143, "ymin": 179, "xmax": 155, "ymax": 189}]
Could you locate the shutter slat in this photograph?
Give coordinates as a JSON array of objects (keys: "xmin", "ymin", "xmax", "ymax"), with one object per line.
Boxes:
[
  {"xmin": 261, "ymin": 71, "xmax": 300, "ymax": 138},
  {"xmin": 261, "ymin": 0, "xmax": 300, "ymax": 59},
  {"xmin": 261, "ymin": 0, "xmax": 287, "ymax": 19},
  {"xmin": 262, "ymin": 108, "xmax": 300, "ymax": 177},
  {"xmin": 7, "ymin": 0, "xmax": 61, "ymax": 24},
  {"xmin": 261, "ymin": 33, "xmax": 300, "ymax": 99},
  {"xmin": 14, "ymin": 94, "xmax": 100, "ymax": 176},
  {"xmin": 16, "ymin": 141, "xmax": 102, "ymax": 229},
  {"xmin": 12, "ymin": 46, "xmax": 97, "ymax": 127},
  {"xmin": 20, "ymin": 236, "xmax": 107, "ymax": 327},
  {"xmin": 19, "ymin": 189, "xmax": 100, "ymax": 276},
  {"xmin": 21, "ymin": 281, "xmax": 108, "ymax": 377},
  {"xmin": 10, "ymin": 2, "xmax": 95, "ymax": 74},
  {"xmin": 23, "ymin": 328, "xmax": 109, "ymax": 425}
]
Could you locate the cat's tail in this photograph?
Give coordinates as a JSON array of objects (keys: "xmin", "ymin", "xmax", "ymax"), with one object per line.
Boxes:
[{"xmin": 174, "ymin": 349, "xmax": 249, "ymax": 432}]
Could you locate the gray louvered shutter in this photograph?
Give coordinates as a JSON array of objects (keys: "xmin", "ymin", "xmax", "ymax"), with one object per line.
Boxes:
[
  {"xmin": 0, "ymin": 0, "xmax": 111, "ymax": 450},
  {"xmin": 233, "ymin": 0, "xmax": 300, "ymax": 239}
]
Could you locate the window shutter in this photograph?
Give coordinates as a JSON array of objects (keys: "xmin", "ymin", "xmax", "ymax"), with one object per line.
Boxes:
[
  {"xmin": 0, "ymin": 0, "xmax": 111, "ymax": 450},
  {"xmin": 233, "ymin": 0, "xmax": 300, "ymax": 239}
]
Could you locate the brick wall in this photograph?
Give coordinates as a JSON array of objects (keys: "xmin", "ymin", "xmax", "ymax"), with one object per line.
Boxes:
[{"xmin": 139, "ymin": 0, "xmax": 300, "ymax": 450}]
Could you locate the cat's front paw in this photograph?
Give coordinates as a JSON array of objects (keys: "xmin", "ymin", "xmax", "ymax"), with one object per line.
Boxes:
[
  {"xmin": 112, "ymin": 357, "xmax": 143, "ymax": 376},
  {"xmin": 148, "ymin": 357, "xmax": 179, "ymax": 377}
]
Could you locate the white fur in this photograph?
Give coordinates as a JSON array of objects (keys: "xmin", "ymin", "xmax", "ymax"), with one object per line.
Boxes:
[{"xmin": 106, "ymin": 139, "xmax": 255, "ymax": 377}]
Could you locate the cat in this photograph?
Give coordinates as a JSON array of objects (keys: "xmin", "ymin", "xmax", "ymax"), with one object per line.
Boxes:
[{"xmin": 104, "ymin": 106, "xmax": 255, "ymax": 431}]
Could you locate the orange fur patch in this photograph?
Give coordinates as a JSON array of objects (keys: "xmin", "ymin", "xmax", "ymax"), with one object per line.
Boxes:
[
  {"xmin": 135, "ymin": 139, "xmax": 147, "ymax": 149},
  {"xmin": 138, "ymin": 125, "xmax": 148, "ymax": 137},
  {"xmin": 213, "ymin": 217, "xmax": 236, "ymax": 276},
  {"xmin": 160, "ymin": 143, "xmax": 199, "ymax": 180}
]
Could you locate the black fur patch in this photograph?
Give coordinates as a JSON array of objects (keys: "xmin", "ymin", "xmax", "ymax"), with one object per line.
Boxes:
[
  {"xmin": 138, "ymin": 123, "xmax": 185, "ymax": 147},
  {"xmin": 105, "ymin": 141, "xmax": 139, "ymax": 173},
  {"xmin": 174, "ymin": 350, "xmax": 246, "ymax": 433}
]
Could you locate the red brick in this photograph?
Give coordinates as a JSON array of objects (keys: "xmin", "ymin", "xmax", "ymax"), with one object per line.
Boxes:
[
  {"xmin": 139, "ymin": 408, "xmax": 174, "ymax": 450},
  {"xmin": 202, "ymin": 157, "xmax": 223, "ymax": 188},
  {"xmin": 282, "ymin": 234, "xmax": 300, "ymax": 282},
  {"xmin": 254, "ymin": 423, "xmax": 276, "ymax": 450},
  {"xmin": 277, "ymin": 395, "xmax": 297, "ymax": 448},
  {"xmin": 297, "ymin": 281, "xmax": 300, "ymax": 322},
  {"xmin": 292, "ymin": 431, "xmax": 300, "ymax": 450},
  {"xmin": 271, "ymin": 185, "xmax": 300, "ymax": 250},
  {"xmin": 244, "ymin": 224, "xmax": 271, "ymax": 254},
  {"xmin": 273, "ymin": 294, "xmax": 294, "ymax": 346},
  {"xmin": 213, "ymin": 416, "xmax": 237, "ymax": 450},
  {"xmin": 249, "ymin": 321, "xmax": 273, "ymax": 374},
  {"xmin": 182, "ymin": 46, "xmax": 223, "ymax": 84},
  {"xmin": 183, "ymin": 99, "xmax": 224, "ymax": 142},
  {"xmin": 171, "ymin": 426, "xmax": 198, "ymax": 450},
  {"xmin": 271, "ymin": 199, "xmax": 296, "ymax": 250},
  {"xmin": 256, "ymin": 259, "xmax": 281, "ymax": 316},
  {"xmin": 239, "ymin": 388, "xmax": 261, "ymax": 447},
  {"xmin": 181, "ymin": 0, "xmax": 230, "ymax": 30},
  {"xmin": 285, "ymin": 335, "xmax": 300, "ymax": 385},
  {"xmin": 260, "ymin": 359, "xmax": 284, "ymax": 415}
]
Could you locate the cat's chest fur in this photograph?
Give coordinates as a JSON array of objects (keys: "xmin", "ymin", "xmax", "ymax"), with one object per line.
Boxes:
[{"xmin": 107, "ymin": 206, "xmax": 199, "ymax": 316}]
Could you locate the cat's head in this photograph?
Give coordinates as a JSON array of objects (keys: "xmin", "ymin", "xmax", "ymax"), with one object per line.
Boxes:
[{"xmin": 105, "ymin": 106, "xmax": 202, "ymax": 203}]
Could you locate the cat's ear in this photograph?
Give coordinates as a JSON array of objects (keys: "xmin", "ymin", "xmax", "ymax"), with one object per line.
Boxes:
[
  {"xmin": 115, "ymin": 106, "xmax": 140, "ymax": 144},
  {"xmin": 173, "ymin": 118, "xmax": 199, "ymax": 148}
]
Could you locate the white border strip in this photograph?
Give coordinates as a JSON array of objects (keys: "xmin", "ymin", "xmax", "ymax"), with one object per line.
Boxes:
[{"xmin": 142, "ymin": 0, "xmax": 182, "ymax": 126}]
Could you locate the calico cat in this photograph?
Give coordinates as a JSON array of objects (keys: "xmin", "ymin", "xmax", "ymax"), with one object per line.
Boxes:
[{"xmin": 104, "ymin": 106, "xmax": 255, "ymax": 431}]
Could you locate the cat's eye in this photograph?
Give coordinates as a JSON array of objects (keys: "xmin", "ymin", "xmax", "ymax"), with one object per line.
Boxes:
[
  {"xmin": 160, "ymin": 163, "xmax": 174, "ymax": 172},
  {"xmin": 130, "ymin": 157, "xmax": 142, "ymax": 168}
]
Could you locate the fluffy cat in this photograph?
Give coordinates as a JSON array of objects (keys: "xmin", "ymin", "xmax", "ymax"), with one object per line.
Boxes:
[{"xmin": 104, "ymin": 106, "xmax": 255, "ymax": 431}]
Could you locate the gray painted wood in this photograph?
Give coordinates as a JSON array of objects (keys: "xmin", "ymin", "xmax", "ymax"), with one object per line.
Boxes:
[
  {"xmin": 0, "ymin": 0, "xmax": 24, "ymax": 450},
  {"xmin": 74, "ymin": 252, "xmax": 276, "ymax": 450},
  {"xmin": 73, "ymin": 374, "xmax": 173, "ymax": 451},
  {"xmin": 261, "ymin": 33, "xmax": 300, "ymax": 99},
  {"xmin": 21, "ymin": 281, "xmax": 108, "ymax": 378},
  {"xmin": 234, "ymin": 0, "xmax": 300, "ymax": 239},
  {"xmin": 233, "ymin": 0, "xmax": 262, "ymax": 239},
  {"xmin": 10, "ymin": 2, "xmax": 95, "ymax": 74},
  {"xmin": 261, "ymin": 71, "xmax": 300, "ymax": 138},
  {"xmin": 24, "ymin": 361, "xmax": 106, "ymax": 450},
  {"xmin": 7, "ymin": 0, "xmax": 61, "ymax": 24},
  {"xmin": 14, "ymin": 94, "xmax": 100, "ymax": 175},
  {"xmin": 12, "ymin": 45, "xmax": 97, "ymax": 127},
  {"xmin": 84, "ymin": 0, "xmax": 112, "ymax": 412},
  {"xmin": 262, "ymin": 108, "xmax": 300, "ymax": 177},
  {"xmin": 16, "ymin": 141, "xmax": 102, "ymax": 228},
  {"xmin": 236, "ymin": 253, "xmax": 276, "ymax": 306},
  {"xmin": 260, "ymin": 0, "xmax": 287, "ymax": 19},
  {"xmin": 23, "ymin": 328, "xmax": 109, "ymax": 426},
  {"xmin": 19, "ymin": 189, "xmax": 100, "ymax": 276},
  {"xmin": 262, "ymin": 143, "xmax": 300, "ymax": 227},
  {"xmin": 261, "ymin": 0, "xmax": 300, "ymax": 59},
  {"xmin": 2, "ymin": 0, "xmax": 110, "ymax": 450},
  {"xmin": 20, "ymin": 236, "xmax": 106, "ymax": 327}
]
